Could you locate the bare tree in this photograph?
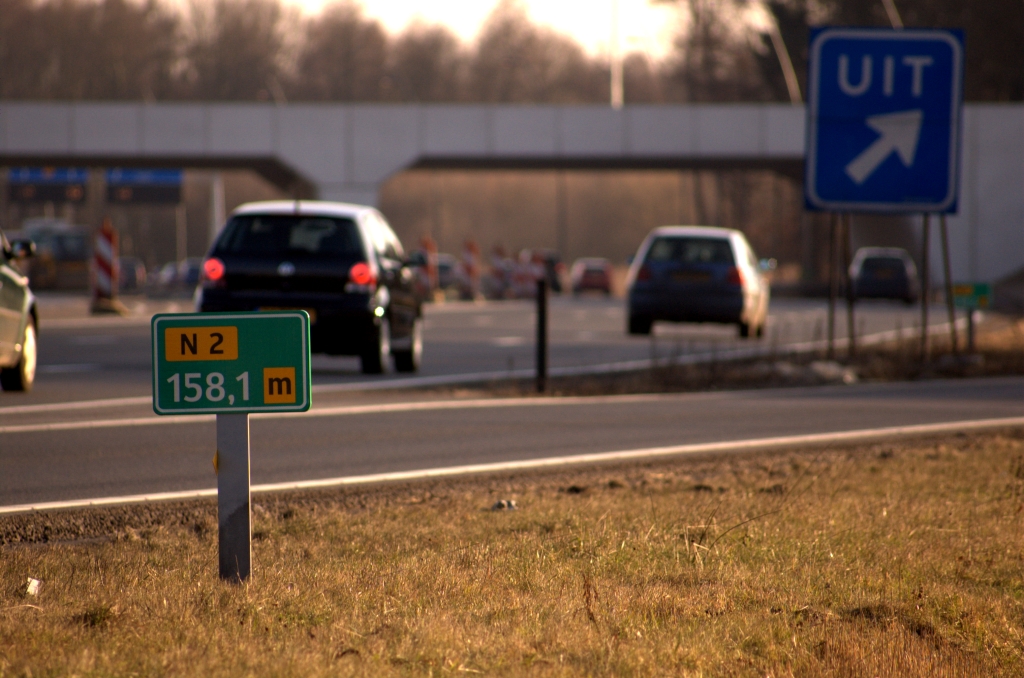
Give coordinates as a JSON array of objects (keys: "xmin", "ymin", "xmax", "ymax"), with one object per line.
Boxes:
[
  {"xmin": 667, "ymin": 0, "xmax": 774, "ymax": 102},
  {"xmin": 824, "ymin": 0, "xmax": 1024, "ymax": 102},
  {"xmin": 292, "ymin": 1, "xmax": 389, "ymax": 101},
  {"xmin": 388, "ymin": 22, "xmax": 467, "ymax": 102},
  {"xmin": 184, "ymin": 0, "xmax": 284, "ymax": 101},
  {"xmin": 622, "ymin": 53, "xmax": 666, "ymax": 103},
  {"xmin": 469, "ymin": 0, "xmax": 605, "ymax": 103},
  {"xmin": 0, "ymin": 0, "xmax": 179, "ymax": 100},
  {"xmin": 2, "ymin": 0, "xmax": 1019, "ymax": 104},
  {"xmin": 0, "ymin": 0, "xmax": 55, "ymax": 98},
  {"xmin": 753, "ymin": 0, "xmax": 809, "ymax": 103}
]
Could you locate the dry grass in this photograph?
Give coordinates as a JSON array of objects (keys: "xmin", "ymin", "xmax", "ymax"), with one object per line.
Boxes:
[{"xmin": 3, "ymin": 431, "xmax": 1024, "ymax": 676}]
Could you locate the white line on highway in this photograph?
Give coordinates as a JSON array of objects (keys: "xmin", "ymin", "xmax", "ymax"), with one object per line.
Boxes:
[
  {"xmin": 37, "ymin": 364, "xmax": 101, "ymax": 374},
  {"xmin": 0, "ymin": 318, "xmax": 967, "ymax": 417},
  {"xmin": 0, "ymin": 393, "xmax": 688, "ymax": 434},
  {"xmin": 42, "ymin": 315, "xmax": 156, "ymax": 329},
  {"xmin": 0, "ymin": 395, "xmax": 152, "ymax": 416},
  {"xmin": 3, "ymin": 416, "xmax": 1022, "ymax": 515}
]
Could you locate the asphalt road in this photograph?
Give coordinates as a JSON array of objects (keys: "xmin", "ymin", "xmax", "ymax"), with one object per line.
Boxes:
[
  {"xmin": 17, "ymin": 294, "xmax": 949, "ymax": 405},
  {"xmin": 2, "ymin": 376, "xmax": 1021, "ymax": 508}
]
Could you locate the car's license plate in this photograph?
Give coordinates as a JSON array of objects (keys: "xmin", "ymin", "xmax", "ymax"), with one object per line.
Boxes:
[
  {"xmin": 671, "ymin": 271, "xmax": 711, "ymax": 283},
  {"xmin": 260, "ymin": 307, "xmax": 317, "ymax": 324}
]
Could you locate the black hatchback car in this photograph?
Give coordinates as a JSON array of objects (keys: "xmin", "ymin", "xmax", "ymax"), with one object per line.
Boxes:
[
  {"xmin": 196, "ymin": 201, "xmax": 422, "ymax": 374},
  {"xmin": 0, "ymin": 227, "xmax": 38, "ymax": 391}
]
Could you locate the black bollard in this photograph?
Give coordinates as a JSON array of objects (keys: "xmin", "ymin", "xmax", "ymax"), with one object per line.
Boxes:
[{"xmin": 536, "ymin": 278, "xmax": 547, "ymax": 393}]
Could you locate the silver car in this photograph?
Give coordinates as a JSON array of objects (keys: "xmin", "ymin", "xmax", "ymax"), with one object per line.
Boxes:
[
  {"xmin": 0, "ymin": 228, "xmax": 38, "ymax": 391},
  {"xmin": 625, "ymin": 226, "xmax": 770, "ymax": 338}
]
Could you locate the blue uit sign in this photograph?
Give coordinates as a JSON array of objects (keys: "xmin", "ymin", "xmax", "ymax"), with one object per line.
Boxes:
[{"xmin": 805, "ymin": 28, "xmax": 964, "ymax": 213}]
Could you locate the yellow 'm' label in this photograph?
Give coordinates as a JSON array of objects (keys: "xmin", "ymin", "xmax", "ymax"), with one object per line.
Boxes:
[
  {"xmin": 264, "ymin": 367, "xmax": 297, "ymax": 403},
  {"xmin": 165, "ymin": 326, "xmax": 239, "ymax": 361}
]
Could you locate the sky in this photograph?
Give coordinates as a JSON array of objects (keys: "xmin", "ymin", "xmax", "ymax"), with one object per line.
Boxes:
[{"xmin": 286, "ymin": 0, "xmax": 684, "ymax": 60}]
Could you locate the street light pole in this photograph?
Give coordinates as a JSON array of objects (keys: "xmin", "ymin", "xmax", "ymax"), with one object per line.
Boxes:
[{"xmin": 610, "ymin": 0, "xmax": 623, "ymax": 108}]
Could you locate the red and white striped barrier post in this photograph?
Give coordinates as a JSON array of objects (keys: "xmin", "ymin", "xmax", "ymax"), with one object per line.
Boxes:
[{"xmin": 91, "ymin": 217, "xmax": 126, "ymax": 314}]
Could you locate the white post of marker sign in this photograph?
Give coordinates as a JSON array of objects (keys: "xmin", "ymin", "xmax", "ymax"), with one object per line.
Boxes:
[{"xmin": 216, "ymin": 413, "xmax": 251, "ymax": 581}]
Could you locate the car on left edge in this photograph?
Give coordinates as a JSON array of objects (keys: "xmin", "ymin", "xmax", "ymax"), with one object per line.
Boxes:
[{"xmin": 0, "ymin": 227, "xmax": 38, "ymax": 391}]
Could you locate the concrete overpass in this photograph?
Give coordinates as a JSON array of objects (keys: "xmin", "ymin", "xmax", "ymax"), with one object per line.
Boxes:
[{"xmin": 0, "ymin": 102, "xmax": 1021, "ymax": 283}]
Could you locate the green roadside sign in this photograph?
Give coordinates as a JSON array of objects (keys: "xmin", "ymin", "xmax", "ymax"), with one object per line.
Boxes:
[
  {"xmin": 152, "ymin": 312, "xmax": 311, "ymax": 415},
  {"xmin": 952, "ymin": 283, "xmax": 992, "ymax": 310}
]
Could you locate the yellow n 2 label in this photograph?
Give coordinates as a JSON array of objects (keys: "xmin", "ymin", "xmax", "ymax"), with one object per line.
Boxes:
[
  {"xmin": 263, "ymin": 367, "xmax": 296, "ymax": 404},
  {"xmin": 165, "ymin": 326, "xmax": 239, "ymax": 361}
]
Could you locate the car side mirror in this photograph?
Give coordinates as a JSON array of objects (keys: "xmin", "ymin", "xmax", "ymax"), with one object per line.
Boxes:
[
  {"xmin": 404, "ymin": 252, "xmax": 427, "ymax": 268},
  {"xmin": 10, "ymin": 240, "xmax": 36, "ymax": 259}
]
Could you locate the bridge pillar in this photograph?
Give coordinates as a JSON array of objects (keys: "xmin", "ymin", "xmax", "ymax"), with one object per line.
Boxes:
[{"xmin": 316, "ymin": 183, "xmax": 381, "ymax": 207}]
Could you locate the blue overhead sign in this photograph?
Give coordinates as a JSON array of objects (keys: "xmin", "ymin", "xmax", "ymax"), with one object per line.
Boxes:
[
  {"xmin": 106, "ymin": 168, "xmax": 183, "ymax": 185},
  {"xmin": 106, "ymin": 168, "xmax": 183, "ymax": 204},
  {"xmin": 8, "ymin": 167, "xmax": 89, "ymax": 203},
  {"xmin": 9, "ymin": 167, "xmax": 89, "ymax": 184},
  {"xmin": 805, "ymin": 28, "xmax": 964, "ymax": 213}
]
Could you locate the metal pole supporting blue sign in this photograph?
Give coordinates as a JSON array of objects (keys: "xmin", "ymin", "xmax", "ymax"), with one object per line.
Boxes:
[{"xmin": 805, "ymin": 28, "xmax": 964, "ymax": 213}]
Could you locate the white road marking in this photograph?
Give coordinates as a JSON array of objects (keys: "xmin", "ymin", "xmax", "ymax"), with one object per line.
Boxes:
[
  {"xmin": 492, "ymin": 336, "xmax": 526, "ymax": 347},
  {"xmin": 0, "ymin": 395, "xmax": 151, "ymax": 415},
  {"xmin": 3, "ymin": 416, "xmax": 1022, "ymax": 515},
  {"xmin": 37, "ymin": 364, "xmax": 101, "ymax": 374},
  {"xmin": 0, "ymin": 414, "xmax": 213, "ymax": 434},
  {"xmin": 5, "ymin": 318, "xmax": 968, "ymax": 418},
  {"xmin": 0, "ymin": 393, "xmax": 686, "ymax": 435},
  {"xmin": 71, "ymin": 335, "xmax": 118, "ymax": 346},
  {"xmin": 42, "ymin": 315, "xmax": 156, "ymax": 330}
]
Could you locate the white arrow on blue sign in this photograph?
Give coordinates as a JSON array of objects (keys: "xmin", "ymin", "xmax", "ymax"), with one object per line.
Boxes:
[{"xmin": 805, "ymin": 28, "xmax": 964, "ymax": 213}]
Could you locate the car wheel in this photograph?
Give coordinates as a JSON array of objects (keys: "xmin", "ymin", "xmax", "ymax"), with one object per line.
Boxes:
[
  {"xmin": 738, "ymin": 322, "xmax": 751, "ymax": 338},
  {"xmin": 755, "ymin": 323, "xmax": 765, "ymax": 339},
  {"xmin": 1, "ymin": 321, "xmax": 37, "ymax": 392},
  {"xmin": 360, "ymin": 317, "xmax": 391, "ymax": 375},
  {"xmin": 393, "ymin": 317, "xmax": 422, "ymax": 373},
  {"xmin": 628, "ymin": 314, "xmax": 652, "ymax": 335}
]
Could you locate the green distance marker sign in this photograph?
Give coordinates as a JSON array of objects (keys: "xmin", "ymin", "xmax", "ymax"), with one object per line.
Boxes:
[
  {"xmin": 952, "ymin": 283, "xmax": 992, "ymax": 310},
  {"xmin": 152, "ymin": 312, "xmax": 311, "ymax": 415}
]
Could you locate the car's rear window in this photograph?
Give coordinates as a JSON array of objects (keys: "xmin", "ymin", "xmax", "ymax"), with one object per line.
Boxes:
[
  {"xmin": 862, "ymin": 257, "xmax": 905, "ymax": 273},
  {"xmin": 215, "ymin": 215, "xmax": 364, "ymax": 259},
  {"xmin": 645, "ymin": 237, "xmax": 734, "ymax": 265}
]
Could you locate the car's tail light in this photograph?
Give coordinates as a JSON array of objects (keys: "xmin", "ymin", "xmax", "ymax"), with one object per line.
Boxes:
[
  {"xmin": 202, "ymin": 257, "xmax": 226, "ymax": 287},
  {"xmin": 726, "ymin": 266, "xmax": 744, "ymax": 287},
  {"xmin": 345, "ymin": 262, "xmax": 377, "ymax": 292},
  {"xmin": 636, "ymin": 265, "xmax": 652, "ymax": 281}
]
